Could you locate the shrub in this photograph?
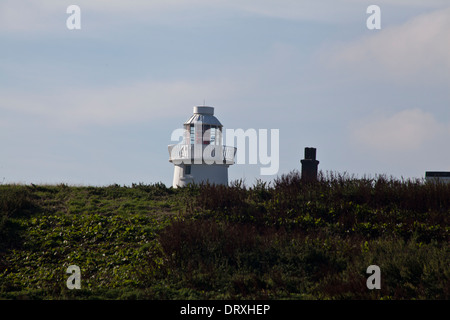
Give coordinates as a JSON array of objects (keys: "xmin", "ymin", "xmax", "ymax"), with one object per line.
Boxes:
[{"xmin": 0, "ymin": 185, "xmax": 34, "ymax": 251}]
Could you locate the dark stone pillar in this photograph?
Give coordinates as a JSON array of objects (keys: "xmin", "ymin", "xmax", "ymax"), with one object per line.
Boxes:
[{"xmin": 301, "ymin": 147, "xmax": 319, "ymax": 182}]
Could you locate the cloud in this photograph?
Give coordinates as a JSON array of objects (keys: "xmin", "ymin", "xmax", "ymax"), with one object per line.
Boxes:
[
  {"xmin": 3, "ymin": 0, "xmax": 450, "ymax": 34},
  {"xmin": 0, "ymin": 0, "xmax": 213, "ymax": 33},
  {"xmin": 328, "ymin": 7, "xmax": 450, "ymax": 82},
  {"xmin": 0, "ymin": 37, "xmax": 309, "ymax": 130},
  {"xmin": 351, "ymin": 108, "xmax": 449, "ymax": 152},
  {"xmin": 0, "ymin": 1, "xmax": 56, "ymax": 32},
  {"xmin": 0, "ymin": 78, "xmax": 247, "ymax": 129}
]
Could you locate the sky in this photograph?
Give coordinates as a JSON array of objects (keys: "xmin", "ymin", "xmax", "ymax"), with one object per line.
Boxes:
[{"xmin": 1, "ymin": 0, "xmax": 450, "ymax": 187}]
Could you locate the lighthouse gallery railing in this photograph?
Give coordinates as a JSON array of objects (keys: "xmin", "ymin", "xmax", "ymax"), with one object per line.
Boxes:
[{"xmin": 168, "ymin": 144, "xmax": 236, "ymax": 164}]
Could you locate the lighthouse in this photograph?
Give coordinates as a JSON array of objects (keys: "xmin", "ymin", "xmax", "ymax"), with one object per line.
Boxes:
[{"xmin": 168, "ymin": 106, "xmax": 236, "ymax": 188}]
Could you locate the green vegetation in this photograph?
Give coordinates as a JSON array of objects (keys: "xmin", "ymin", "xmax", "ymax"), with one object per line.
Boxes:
[{"xmin": 0, "ymin": 172, "xmax": 449, "ymax": 299}]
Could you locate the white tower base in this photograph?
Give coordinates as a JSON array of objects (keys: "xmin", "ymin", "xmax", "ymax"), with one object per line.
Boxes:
[{"xmin": 172, "ymin": 163, "xmax": 229, "ymax": 188}]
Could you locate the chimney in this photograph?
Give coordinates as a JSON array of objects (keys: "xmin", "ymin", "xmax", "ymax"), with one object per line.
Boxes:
[{"xmin": 301, "ymin": 147, "xmax": 319, "ymax": 182}]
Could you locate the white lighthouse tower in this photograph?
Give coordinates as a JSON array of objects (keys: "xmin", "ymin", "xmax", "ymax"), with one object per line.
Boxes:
[{"xmin": 168, "ymin": 106, "xmax": 236, "ymax": 188}]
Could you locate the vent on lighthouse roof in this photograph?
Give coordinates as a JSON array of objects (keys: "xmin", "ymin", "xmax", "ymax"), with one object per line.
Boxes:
[{"xmin": 184, "ymin": 106, "xmax": 223, "ymax": 127}]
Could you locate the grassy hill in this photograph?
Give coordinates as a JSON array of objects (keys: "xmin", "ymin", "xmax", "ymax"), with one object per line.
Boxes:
[{"xmin": 0, "ymin": 171, "xmax": 449, "ymax": 299}]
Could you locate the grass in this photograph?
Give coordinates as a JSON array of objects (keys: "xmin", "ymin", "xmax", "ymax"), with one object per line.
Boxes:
[{"xmin": 0, "ymin": 172, "xmax": 449, "ymax": 299}]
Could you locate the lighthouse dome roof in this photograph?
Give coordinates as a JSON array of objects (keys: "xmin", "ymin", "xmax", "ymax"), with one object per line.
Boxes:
[{"xmin": 184, "ymin": 106, "xmax": 222, "ymax": 127}]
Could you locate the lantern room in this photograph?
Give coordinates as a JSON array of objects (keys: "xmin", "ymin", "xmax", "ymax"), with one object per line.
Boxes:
[{"xmin": 183, "ymin": 106, "xmax": 223, "ymax": 146}]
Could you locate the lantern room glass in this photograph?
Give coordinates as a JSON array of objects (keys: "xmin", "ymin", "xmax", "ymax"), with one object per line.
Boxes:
[{"xmin": 185, "ymin": 124, "xmax": 222, "ymax": 146}]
